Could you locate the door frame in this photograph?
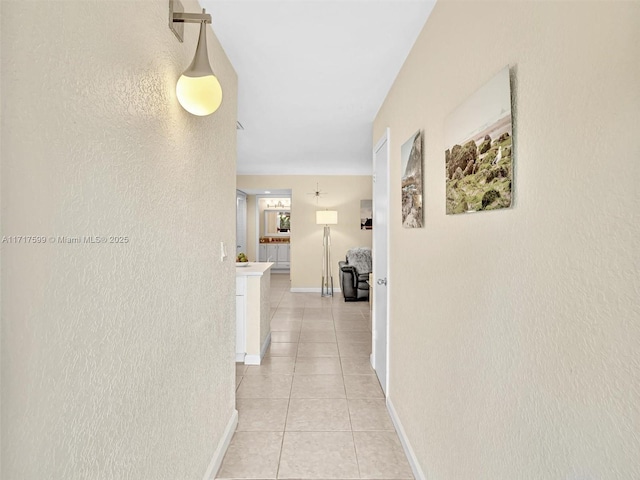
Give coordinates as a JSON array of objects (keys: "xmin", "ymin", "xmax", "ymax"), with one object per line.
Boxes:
[
  {"xmin": 236, "ymin": 190, "xmax": 247, "ymax": 256},
  {"xmin": 371, "ymin": 128, "xmax": 391, "ymax": 396}
]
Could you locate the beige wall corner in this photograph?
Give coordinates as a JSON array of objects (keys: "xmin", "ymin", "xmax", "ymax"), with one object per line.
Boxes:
[
  {"xmin": 245, "ymin": 194, "xmax": 258, "ymax": 261},
  {"xmin": 237, "ymin": 175, "xmax": 373, "ymax": 291},
  {"xmin": 1, "ymin": 1, "xmax": 237, "ymax": 478},
  {"xmin": 374, "ymin": 1, "xmax": 640, "ymax": 479}
]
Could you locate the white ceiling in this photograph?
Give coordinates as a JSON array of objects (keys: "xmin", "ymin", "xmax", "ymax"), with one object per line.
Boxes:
[{"xmin": 204, "ymin": 0, "xmax": 436, "ymax": 175}]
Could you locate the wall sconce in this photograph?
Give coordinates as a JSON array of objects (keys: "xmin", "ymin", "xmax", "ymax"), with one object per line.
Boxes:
[
  {"xmin": 265, "ymin": 198, "xmax": 291, "ymax": 209},
  {"xmin": 170, "ymin": 0, "xmax": 222, "ymax": 116}
]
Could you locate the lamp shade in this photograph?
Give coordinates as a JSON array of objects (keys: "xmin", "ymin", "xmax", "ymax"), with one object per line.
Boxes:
[
  {"xmin": 176, "ymin": 21, "xmax": 223, "ymax": 116},
  {"xmin": 316, "ymin": 210, "xmax": 338, "ymax": 225}
]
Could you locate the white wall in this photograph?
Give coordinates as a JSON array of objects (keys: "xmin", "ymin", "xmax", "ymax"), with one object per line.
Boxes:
[
  {"xmin": 238, "ymin": 175, "xmax": 372, "ymax": 290},
  {"xmin": 1, "ymin": 1, "xmax": 237, "ymax": 478},
  {"xmin": 374, "ymin": 1, "xmax": 640, "ymax": 479}
]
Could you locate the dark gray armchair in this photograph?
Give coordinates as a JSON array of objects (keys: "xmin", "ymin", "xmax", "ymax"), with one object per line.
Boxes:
[{"xmin": 338, "ymin": 247, "xmax": 372, "ymax": 302}]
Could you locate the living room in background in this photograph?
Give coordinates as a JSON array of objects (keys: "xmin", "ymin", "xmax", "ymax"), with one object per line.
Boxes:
[{"xmin": 236, "ymin": 176, "xmax": 373, "ymax": 292}]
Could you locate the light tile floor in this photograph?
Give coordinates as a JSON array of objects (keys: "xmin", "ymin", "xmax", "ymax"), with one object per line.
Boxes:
[{"xmin": 217, "ymin": 273, "xmax": 414, "ymax": 480}]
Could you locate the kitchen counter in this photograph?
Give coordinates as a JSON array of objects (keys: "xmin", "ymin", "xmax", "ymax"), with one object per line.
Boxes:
[
  {"xmin": 259, "ymin": 237, "xmax": 290, "ymax": 244},
  {"xmin": 235, "ymin": 262, "xmax": 273, "ymax": 365},
  {"xmin": 235, "ymin": 262, "xmax": 273, "ymax": 276}
]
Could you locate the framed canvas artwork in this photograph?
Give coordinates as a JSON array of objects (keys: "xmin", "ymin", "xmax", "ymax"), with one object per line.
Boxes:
[
  {"xmin": 444, "ymin": 66, "xmax": 513, "ymax": 214},
  {"xmin": 360, "ymin": 200, "xmax": 372, "ymax": 230},
  {"xmin": 401, "ymin": 130, "xmax": 424, "ymax": 228}
]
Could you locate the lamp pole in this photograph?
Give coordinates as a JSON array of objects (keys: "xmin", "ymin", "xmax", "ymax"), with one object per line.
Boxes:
[
  {"xmin": 316, "ymin": 210, "xmax": 337, "ymax": 297},
  {"xmin": 321, "ymin": 225, "xmax": 333, "ymax": 297}
]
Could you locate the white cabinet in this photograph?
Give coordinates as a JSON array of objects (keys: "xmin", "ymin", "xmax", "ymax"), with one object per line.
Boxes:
[
  {"xmin": 266, "ymin": 244, "xmax": 278, "ymax": 262},
  {"xmin": 277, "ymin": 244, "xmax": 290, "ymax": 269},
  {"xmin": 259, "ymin": 244, "xmax": 289, "ymax": 269},
  {"xmin": 236, "ymin": 263, "xmax": 273, "ymax": 365}
]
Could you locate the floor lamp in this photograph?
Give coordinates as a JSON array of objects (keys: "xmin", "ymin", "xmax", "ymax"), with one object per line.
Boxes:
[{"xmin": 316, "ymin": 210, "xmax": 338, "ymax": 297}]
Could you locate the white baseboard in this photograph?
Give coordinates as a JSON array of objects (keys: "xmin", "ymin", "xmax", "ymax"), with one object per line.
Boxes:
[
  {"xmin": 235, "ymin": 353, "xmax": 245, "ymax": 363},
  {"xmin": 202, "ymin": 408, "xmax": 238, "ymax": 480},
  {"xmin": 386, "ymin": 398, "xmax": 425, "ymax": 480},
  {"xmin": 244, "ymin": 354, "xmax": 260, "ymax": 365},
  {"xmin": 289, "ymin": 287, "xmax": 342, "ymax": 293},
  {"xmin": 245, "ymin": 332, "xmax": 272, "ymax": 365}
]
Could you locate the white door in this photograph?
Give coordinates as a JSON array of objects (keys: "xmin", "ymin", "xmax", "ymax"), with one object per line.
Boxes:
[
  {"xmin": 372, "ymin": 129, "xmax": 390, "ymax": 395},
  {"xmin": 236, "ymin": 191, "xmax": 247, "ymax": 256}
]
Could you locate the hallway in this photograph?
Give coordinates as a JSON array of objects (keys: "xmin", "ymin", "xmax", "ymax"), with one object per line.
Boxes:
[{"xmin": 217, "ymin": 273, "xmax": 413, "ymax": 479}]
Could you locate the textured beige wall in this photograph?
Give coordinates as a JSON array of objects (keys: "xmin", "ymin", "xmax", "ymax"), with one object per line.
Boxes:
[
  {"xmin": 374, "ymin": 1, "xmax": 640, "ymax": 479},
  {"xmin": 238, "ymin": 176, "xmax": 372, "ymax": 290},
  {"xmin": 1, "ymin": 1, "xmax": 237, "ymax": 479}
]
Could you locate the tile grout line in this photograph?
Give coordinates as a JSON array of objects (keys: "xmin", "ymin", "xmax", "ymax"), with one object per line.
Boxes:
[
  {"xmin": 274, "ymin": 383, "xmax": 292, "ymax": 479},
  {"xmin": 336, "ymin": 306, "xmax": 364, "ymax": 480},
  {"xmin": 274, "ymin": 287, "xmax": 294, "ymax": 480}
]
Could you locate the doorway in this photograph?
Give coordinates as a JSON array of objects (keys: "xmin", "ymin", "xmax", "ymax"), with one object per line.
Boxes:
[
  {"xmin": 255, "ymin": 192, "xmax": 292, "ymax": 272},
  {"xmin": 372, "ymin": 129, "xmax": 390, "ymax": 396}
]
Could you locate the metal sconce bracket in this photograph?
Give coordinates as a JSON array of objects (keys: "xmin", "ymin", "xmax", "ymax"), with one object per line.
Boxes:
[{"xmin": 169, "ymin": 0, "xmax": 212, "ymax": 43}]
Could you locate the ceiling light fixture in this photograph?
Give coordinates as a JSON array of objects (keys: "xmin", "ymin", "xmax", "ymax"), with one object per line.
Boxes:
[
  {"xmin": 307, "ymin": 183, "xmax": 327, "ymax": 204},
  {"xmin": 170, "ymin": 0, "xmax": 222, "ymax": 116}
]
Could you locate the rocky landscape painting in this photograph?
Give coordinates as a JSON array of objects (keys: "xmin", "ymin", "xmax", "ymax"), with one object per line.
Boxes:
[
  {"xmin": 360, "ymin": 199, "xmax": 372, "ymax": 230},
  {"xmin": 401, "ymin": 130, "xmax": 424, "ymax": 228},
  {"xmin": 445, "ymin": 66, "xmax": 513, "ymax": 214}
]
